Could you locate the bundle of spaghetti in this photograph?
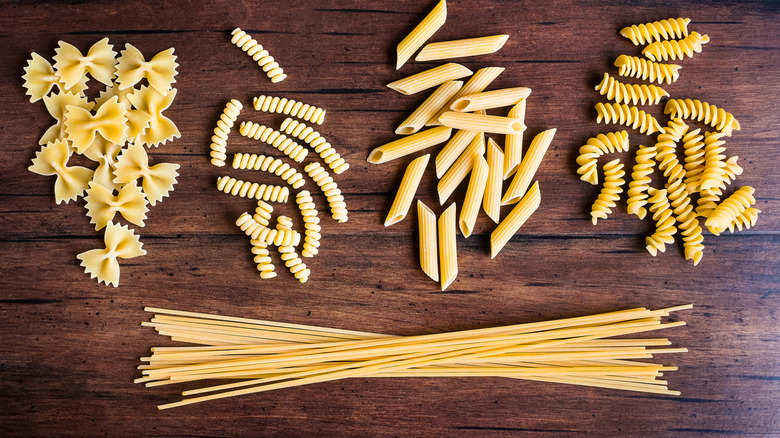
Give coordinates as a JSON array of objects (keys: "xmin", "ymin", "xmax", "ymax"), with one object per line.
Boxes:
[
  {"xmin": 137, "ymin": 305, "xmax": 691, "ymax": 409},
  {"xmin": 280, "ymin": 118, "xmax": 349, "ymax": 174},
  {"xmin": 239, "ymin": 121, "xmax": 308, "ymax": 163},
  {"xmin": 305, "ymin": 162, "xmax": 348, "ymax": 223},
  {"xmin": 232, "ymin": 152, "xmax": 306, "ymax": 189}
]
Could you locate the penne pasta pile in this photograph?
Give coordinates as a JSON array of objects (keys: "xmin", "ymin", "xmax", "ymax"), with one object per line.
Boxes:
[
  {"xmin": 137, "ymin": 305, "xmax": 691, "ymax": 409},
  {"xmin": 578, "ymin": 18, "xmax": 760, "ymax": 265},
  {"xmin": 369, "ymin": 0, "xmax": 556, "ymax": 290}
]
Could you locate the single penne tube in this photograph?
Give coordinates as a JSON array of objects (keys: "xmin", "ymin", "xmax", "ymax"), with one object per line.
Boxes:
[
  {"xmin": 385, "ymin": 154, "xmax": 430, "ymax": 226},
  {"xmin": 504, "ymin": 100, "xmax": 527, "ymax": 178},
  {"xmin": 396, "ymin": 0, "xmax": 447, "ymax": 70},
  {"xmin": 459, "ymin": 154, "xmax": 489, "ymax": 237},
  {"xmin": 438, "ymin": 133, "xmax": 485, "ymax": 205},
  {"xmin": 387, "ymin": 63, "xmax": 473, "ymax": 95},
  {"xmin": 438, "ymin": 202, "xmax": 458, "ymax": 290},
  {"xmin": 427, "ymin": 67, "xmax": 504, "ymax": 126},
  {"xmin": 417, "ymin": 200, "xmax": 439, "ymax": 282},
  {"xmin": 450, "ymin": 87, "xmax": 531, "ymax": 112},
  {"xmin": 396, "ymin": 81, "xmax": 463, "ymax": 135},
  {"xmin": 501, "ymin": 128, "xmax": 556, "ymax": 205},
  {"xmin": 483, "ymin": 138, "xmax": 504, "ymax": 223},
  {"xmin": 435, "ymin": 129, "xmax": 478, "ymax": 179},
  {"xmin": 439, "ymin": 111, "xmax": 526, "ymax": 135},
  {"xmin": 415, "ymin": 35, "xmax": 510, "ymax": 62},
  {"xmin": 491, "ymin": 181, "xmax": 541, "ymax": 259},
  {"xmin": 367, "ymin": 126, "xmax": 452, "ymax": 164}
]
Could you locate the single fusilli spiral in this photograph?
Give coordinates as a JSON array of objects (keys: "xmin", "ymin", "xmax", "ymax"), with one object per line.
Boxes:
[
  {"xmin": 664, "ymin": 98, "xmax": 740, "ymax": 136},
  {"xmin": 642, "ymin": 31, "xmax": 710, "ymax": 62},
  {"xmin": 699, "ymin": 131, "xmax": 728, "ymax": 192},
  {"xmin": 595, "ymin": 102, "xmax": 664, "ymax": 135},
  {"xmin": 626, "ymin": 144, "xmax": 657, "ymax": 220},
  {"xmin": 305, "ymin": 162, "xmax": 348, "ymax": 223},
  {"xmin": 705, "ymin": 186, "xmax": 756, "ymax": 236},
  {"xmin": 594, "ymin": 72, "xmax": 669, "ymax": 106},
  {"xmin": 254, "ymin": 200, "xmax": 274, "ymax": 226},
  {"xmin": 216, "ymin": 176, "xmax": 289, "ymax": 202},
  {"xmin": 681, "ymin": 128, "xmax": 705, "ymax": 192},
  {"xmin": 590, "ymin": 159, "xmax": 625, "ymax": 225},
  {"xmin": 232, "ymin": 152, "xmax": 306, "ymax": 189},
  {"xmin": 253, "ymin": 95, "xmax": 326, "ymax": 125},
  {"xmin": 295, "ymin": 190, "xmax": 321, "ymax": 258},
  {"xmin": 278, "ymin": 245, "xmax": 309, "ymax": 283},
  {"xmin": 655, "ymin": 119, "xmax": 688, "ymax": 183},
  {"xmin": 230, "ymin": 28, "xmax": 287, "ymax": 83},
  {"xmin": 251, "ymin": 239, "xmax": 276, "ymax": 279},
  {"xmin": 666, "ymin": 179, "xmax": 704, "ymax": 266},
  {"xmin": 239, "ymin": 121, "xmax": 308, "ymax": 162},
  {"xmin": 614, "ymin": 55, "xmax": 681, "ymax": 85},
  {"xmin": 620, "ymin": 18, "xmax": 691, "ymax": 46},
  {"xmin": 576, "ymin": 130, "xmax": 629, "ymax": 185},
  {"xmin": 280, "ymin": 118, "xmax": 350, "ymax": 174},
  {"xmin": 731, "ymin": 207, "xmax": 761, "ymax": 233},
  {"xmin": 209, "ymin": 99, "xmax": 242, "ymax": 167},
  {"xmin": 645, "ymin": 188, "xmax": 677, "ymax": 256}
]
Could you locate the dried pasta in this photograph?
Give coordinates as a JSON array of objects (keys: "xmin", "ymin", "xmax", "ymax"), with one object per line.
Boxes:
[
  {"xmin": 230, "ymin": 28, "xmax": 287, "ymax": 83},
  {"xmin": 254, "ymin": 200, "xmax": 274, "ymax": 227},
  {"xmin": 731, "ymin": 207, "xmax": 761, "ymax": 233},
  {"xmin": 698, "ymin": 131, "xmax": 728, "ymax": 192},
  {"xmin": 594, "ymin": 72, "xmax": 669, "ymax": 106},
  {"xmin": 396, "ymin": 0, "xmax": 446, "ymax": 70},
  {"xmin": 127, "ymin": 86, "xmax": 181, "ymax": 146},
  {"xmin": 279, "ymin": 245, "xmax": 309, "ymax": 283},
  {"xmin": 705, "ymin": 186, "xmax": 756, "ymax": 235},
  {"xmin": 681, "ymin": 129, "xmax": 705, "ymax": 192},
  {"xmin": 305, "ymin": 163, "xmax": 348, "ymax": 223},
  {"xmin": 368, "ymin": 126, "xmax": 452, "ymax": 164},
  {"xmin": 626, "ymin": 144, "xmax": 657, "ymax": 220},
  {"xmin": 40, "ymin": 91, "xmax": 94, "ymax": 145},
  {"xmin": 252, "ymin": 95, "xmax": 325, "ymax": 125},
  {"xmin": 491, "ymin": 181, "xmax": 541, "ymax": 259},
  {"xmin": 664, "ymin": 98, "xmax": 740, "ymax": 136},
  {"xmin": 642, "ymin": 32, "xmax": 710, "ymax": 62},
  {"xmin": 28, "ymin": 138, "xmax": 94, "ymax": 204},
  {"xmin": 210, "ymin": 99, "xmax": 243, "ymax": 167},
  {"xmin": 645, "ymin": 188, "xmax": 677, "ymax": 256},
  {"xmin": 53, "ymin": 37, "xmax": 117, "ymax": 88},
  {"xmin": 614, "ymin": 55, "xmax": 681, "ymax": 85},
  {"xmin": 76, "ymin": 222, "xmax": 145, "ymax": 287},
  {"xmin": 116, "ymin": 44, "xmax": 178, "ymax": 93},
  {"xmin": 438, "ymin": 203, "xmax": 457, "ymax": 290},
  {"xmin": 232, "ymin": 153, "xmax": 306, "ymax": 189},
  {"xmin": 590, "ymin": 159, "xmax": 625, "ymax": 225},
  {"xmin": 239, "ymin": 121, "xmax": 308, "ymax": 162},
  {"xmin": 251, "ymin": 239, "xmax": 276, "ymax": 279},
  {"xmin": 620, "ymin": 18, "xmax": 691, "ymax": 46},
  {"xmin": 435, "ymin": 129, "xmax": 478, "ymax": 178},
  {"xmin": 450, "ymin": 87, "xmax": 530, "ymax": 112},
  {"xmin": 427, "ymin": 66, "xmax": 504, "ymax": 126},
  {"xmin": 483, "ymin": 138, "xmax": 504, "ymax": 223},
  {"xmin": 438, "ymin": 133, "xmax": 485, "ymax": 205},
  {"xmin": 655, "ymin": 119, "xmax": 689, "ymax": 184},
  {"xmin": 385, "ymin": 154, "xmax": 430, "ymax": 226},
  {"xmin": 417, "ymin": 201, "xmax": 439, "ymax": 282},
  {"xmin": 64, "ymin": 95, "xmax": 128, "ymax": 153},
  {"xmin": 22, "ymin": 52, "xmax": 87, "ymax": 102},
  {"xmin": 236, "ymin": 212, "xmax": 300, "ymax": 247},
  {"xmin": 387, "ymin": 63, "xmax": 473, "ymax": 96},
  {"xmin": 575, "ymin": 130, "xmax": 629, "ymax": 185},
  {"xmin": 595, "ymin": 102, "xmax": 664, "ymax": 135},
  {"xmin": 85, "ymin": 181, "xmax": 149, "ymax": 230},
  {"xmin": 439, "ymin": 111, "xmax": 526, "ymax": 135},
  {"xmin": 396, "ymin": 80, "xmax": 463, "ymax": 135},
  {"xmin": 280, "ymin": 118, "xmax": 349, "ymax": 174},
  {"xmin": 295, "ymin": 191, "xmax": 321, "ymax": 258},
  {"xmin": 665, "ymin": 180, "xmax": 704, "ymax": 265},
  {"xmin": 114, "ymin": 142, "xmax": 180, "ymax": 206},
  {"xmin": 459, "ymin": 154, "xmax": 488, "ymax": 237},
  {"xmin": 502, "ymin": 129, "xmax": 556, "ymax": 205},
  {"xmin": 217, "ymin": 176, "xmax": 289, "ymax": 202},
  {"xmin": 416, "ymin": 34, "xmax": 509, "ymax": 62}
]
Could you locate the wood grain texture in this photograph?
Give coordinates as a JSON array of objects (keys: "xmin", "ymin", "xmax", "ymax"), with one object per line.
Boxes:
[{"xmin": 1, "ymin": 0, "xmax": 779, "ymax": 436}]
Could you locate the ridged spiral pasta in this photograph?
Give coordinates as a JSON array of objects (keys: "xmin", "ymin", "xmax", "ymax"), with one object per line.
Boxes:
[
  {"xmin": 642, "ymin": 32, "xmax": 710, "ymax": 62},
  {"xmin": 304, "ymin": 162, "xmax": 348, "ymax": 223},
  {"xmin": 594, "ymin": 72, "xmax": 669, "ymax": 106},
  {"xmin": 595, "ymin": 102, "xmax": 664, "ymax": 135},
  {"xmin": 614, "ymin": 55, "xmax": 681, "ymax": 85},
  {"xmin": 237, "ymin": 212, "xmax": 301, "ymax": 247},
  {"xmin": 230, "ymin": 28, "xmax": 287, "ymax": 83},
  {"xmin": 216, "ymin": 176, "xmax": 289, "ymax": 202},
  {"xmin": 666, "ymin": 180, "xmax": 704, "ymax": 266},
  {"xmin": 279, "ymin": 118, "xmax": 350, "ymax": 174},
  {"xmin": 252, "ymin": 95, "xmax": 326, "ymax": 125},
  {"xmin": 590, "ymin": 159, "xmax": 625, "ymax": 225},
  {"xmin": 699, "ymin": 131, "xmax": 728, "ymax": 192},
  {"xmin": 626, "ymin": 144, "xmax": 657, "ymax": 220},
  {"xmin": 645, "ymin": 188, "xmax": 677, "ymax": 256},
  {"xmin": 620, "ymin": 18, "xmax": 691, "ymax": 46},
  {"xmin": 664, "ymin": 98, "xmax": 740, "ymax": 136},
  {"xmin": 576, "ymin": 130, "xmax": 629, "ymax": 185},
  {"xmin": 696, "ymin": 188, "xmax": 722, "ymax": 218},
  {"xmin": 254, "ymin": 200, "xmax": 274, "ymax": 226},
  {"xmin": 655, "ymin": 119, "xmax": 688, "ymax": 183},
  {"xmin": 251, "ymin": 239, "xmax": 276, "ymax": 279},
  {"xmin": 278, "ymin": 245, "xmax": 310, "ymax": 283},
  {"xmin": 239, "ymin": 121, "xmax": 308, "ymax": 162},
  {"xmin": 210, "ymin": 99, "xmax": 242, "ymax": 167},
  {"xmin": 295, "ymin": 190, "xmax": 321, "ymax": 258},
  {"xmin": 681, "ymin": 129, "xmax": 705, "ymax": 192},
  {"xmin": 705, "ymin": 186, "xmax": 756, "ymax": 235},
  {"xmin": 232, "ymin": 152, "xmax": 306, "ymax": 189},
  {"xmin": 731, "ymin": 207, "xmax": 761, "ymax": 233}
]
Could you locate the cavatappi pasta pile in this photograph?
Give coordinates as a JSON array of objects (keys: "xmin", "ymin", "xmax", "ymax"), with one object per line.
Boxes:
[
  {"xmin": 137, "ymin": 305, "xmax": 691, "ymax": 409},
  {"xmin": 369, "ymin": 0, "xmax": 555, "ymax": 290},
  {"xmin": 208, "ymin": 29, "xmax": 350, "ymax": 283},
  {"xmin": 578, "ymin": 18, "xmax": 759, "ymax": 265},
  {"xmin": 24, "ymin": 38, "xmax": 181, "ymax": 287}
]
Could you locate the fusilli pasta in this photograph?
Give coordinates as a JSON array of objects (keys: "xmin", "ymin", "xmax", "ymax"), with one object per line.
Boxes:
[
  {"xmin": 645, "ymin": 188, "xmax": 677, "ymax": 256},
  {"xmin": 239, "ymin": 121, "xmax": 308, "ymax": 163},
  {"xmin": 210, "ymin": 99, "xmax": 242, "ymax": 167},
  {"xmin": 664, "ymin": 98, "xmax": 740, "ymax": 136},
  {"xmin": 594, "ymin": 72, "xmax": 669, "ymax": 106},
  {"xmin": 230, "ymin": 28, "xmax": 287, "ymax": 83},
  {"xmin": 278, "ymin": 245, "xmax": 309, "ymax": 283},
  {"xmin": 232, "ymin": 153, "xmax": 306, "ymax": 189},
  {"xmin": 655, "ymin": 119, "xmax": 688, "ymax": 183},
  {"xmin": 699, "ymin": 131, "xmax": 728, "ymax": 192},
  {"xmin": 576, "ymin": 130, "xmax": 629, "ymax": 185},
  {"xmin": 614, "ymin": 55, "xmax": 681, "ymax": 85},
  {"xmin": 666, "ymin": 179, "xmax": 704, "ymax": 265},
  {"xmin": 216, "ymin": 176, "xmax": 289, "ymax": 202},
  {"xmin": 252, "ymin": 95, "xmax": 326, "ymax": 125},
  {"xmin": 280, "ymin": 118, "xmax": 349, "ymax": 174},
  {"xmin": 590, "ymin": 159, "xmax": 625, "ymax": 225},
  {"xmin": 705, "ymin": 186, "xmax": 755, "ymax": 235},
  {"xmin": 620, "ymin": 18, "xmax": 691, "ymax": 46},
  {"xmin": 681, "ymin": 128, "xmax": 705, "ymax": 192},
  {"xmin": 251, "ymin": 239, "xmax": 276, "ymax": 279},
  {"xmin": 595, "ymin": 102, "xmax": 664, "ymax": 135},
  {"xmin": 304, "ymin": 162, "xmax": 348, "ymax": 223},
  {"xmin": 296, "ymin": 190, "xmax": 321, "ymax": 258},
  {"xmin": 642, "ymin": 32, "xmax": 710, "ymax": 62},
  {"xmin": 626, "ymin": 144, "xmax": 657, "ymax": 220}
]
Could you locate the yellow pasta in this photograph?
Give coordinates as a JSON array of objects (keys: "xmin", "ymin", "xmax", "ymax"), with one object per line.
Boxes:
[
  {"xmin": 253, "ymin": 95, "xmax": 326, "ymax": 125},
  {"xmin": 279, "ymin": 245, "xmax": 309, "ymax": 283},
  {"xmin": 645, "ymin": 188, "xmax": 677, "ymax": 256},
  {"xmin": 620, "ymin": 18, "xmax": 691, "ymax": 46},
  {"xmin": 396, "ymin": 80, "xmax": 463, "ymax": 135},
  {"xmin": 438, "ymin": 203, "xmax": 457, "ymax": 290},
  {"xmin": 22, "ymin": 52, "xmax": 87, "ymax": 102},
  {"xmin": 681, "ymin": 129, "xmax": 706, "ymax": 192},
  {"xmin": 416, "ymin": 34, "xmax": 509, "ymax": 62},
  {"xmin": 595, "ymin": 102, "xmax": 664, "ymax": 135},
  {"xmin": 439, "ymin": 111, "xmax": 526, "ymax": 135},
  {"xmin": 665, "ymin": 180, "xmax": 704, "ymax": 266},
  {"xmin": 230, "ymin": 28, "xmax": 286, "ymax": 83},
  {"xmin": 576, "ymin": 130, "xmax": 629, "ymax": 185},
  {"xmin": 504, "ymin": 100, "xmax": 527, "ymax": 178},
  {"xmin": 642, "ymin": 32, "xmax": 710, "ymax": 62},
  {"xmin": 590, "ymin": 159, "xmax": 625, "ymax": 225},
  {"xmin": 699, "ymin": 131, "xmax": 728, "ymax": 192},
  {"xmin": 594, "ymin": 72, "xmax": 669, "ymax": 106},
  {"xmin": 664, "ymin": 98, "xmax": 740, "ymax": 136},
  {"xmin": 113, "ymin": 142, "xmax": 180, "ymax": 206},
  {"xmin": 483, "ymin": 138, "xmax": 504, "ymax": 223},
  {"xmin": 705, "ymin": 186, "xmax": 756, "ymax": 236},
  {"xmin": 210, "ymin": 99, "xmax": 243, "ymax": 167},
  {"xmin": 254, "ymin": 200, "xmax": 274, "ymax": 227},
  {"xmin": 305, "ymin": 163, "xmax": 348, "ymax": 223},
  {"xmin": 64, "ymin": 95, "xmax": 128, "ymax": 153},
  {"xmin": 40, "ymin": 91, "xmax": 94, "ymax": 145},
  {"xmin": 385, "ymin": 154, "xmax": 430, "ymax": 226},
  {"xmin": 53, "ymin": 37, "xmax": 117, "ymax": 88},
  {"xmin": 77, "ymin": 222, "xmax": 145, "ymax": 287},
  {"xmin": 491, "ymin": 181, "xmax": 540, "ymax": 259},
  {"xmin": 387, "ymin": 63, "xmax": 473, "ymax": 96},
  {"xmin": 115, "ymin": 43, "xmax": 178, "ymax": 93},
  {"xmin": 396, "ymin": 0, "xmax": 447, "ymax": 69},
  {"xmin": 367, "ymin": 126, "xmax": 452, "ymax": 164},
  {"xmin": 236, "ymin": 213, "xmax": 301, "ymax": 247},
  {"xmin": 427, "ymin": 66, "xmax": 504, "ymax": 126},
  {"xmin": 95, "ymin": 86, "xmax": 153, "ymax": 146},
  {"xmin": 655, "ymin": 119, "xmax": 689, "ymax": 184},
  {"xmin": 459, "ymin": 154, "xmax": 488, "ymax": 237},
  {"xmin": 126, "ymin": 86, "xmax": 181, "ymax": 147},
  {"xmin": 417, "ymin": 201, "xmax": 439, "ymax": 282},
  {"xmin": 614, "ymin": 55, "xmax": 681, "ymax": 85},
  {"xmin": 731, "ymin": 207, "xmax": 761, "ymax": 233},
  {"xmin": 84, "ymin": 137, "xmax": 123, "ymax": 192},
  {"xmin": 502, "ymin": 128, "xmax": 556, "ymax": 205},
  {"xmin": 239, "ymin": 121, "xmax": 308, "ymax": 162},
  {"xmin": 295, "ymin": 191, "xmax": 321, "ymax": 258},
  {"xmin": 28, "ymin": 138, "xmax": 94, "ymax": 204},
  {"xmin": 438, "ymin": 133, "xmax": 485, "ymax": 204},
  {"xmin": 216, "ymin": 176, "xmax": 289, "ymax": 202},
  {"xmin": 85, "ymin": 181, "xmax": 149, "ymax": 230},
  {"xmin": 250, "ymin": 239, "xmax": 276, "ymax": 279},
  {"xmin": 626, "ymin": 144, "xmax": 657, "ymax": 220},
  {"xmin": 435, "ymin": 129, "xmax": 478, "ymax": 178},
  {"xmin": 279, "ymin": 118, "xmax": 349, "ymax": 174},
  {"xmin": 450, "ymin": 87, "xmax": 530, "ymax": 112},
  {"xmin": 232, "ymin": 153, "xmax": 306, "ymax": 189}
]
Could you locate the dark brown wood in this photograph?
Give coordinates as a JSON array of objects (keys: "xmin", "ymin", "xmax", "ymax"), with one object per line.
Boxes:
[{"xmin": 1, "ymin": 0, "xmax": 779, "ymax": 436}]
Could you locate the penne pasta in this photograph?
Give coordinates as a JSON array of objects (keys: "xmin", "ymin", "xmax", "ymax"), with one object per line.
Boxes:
[
  {"xmin": 450, "ymin": 87, "xmax": 531, "ymax": 112},
  {"xmin": 435, "ymin": 129, "xmax": 478, "ymax": 179},
  {"xmin": 396, "ymin": 81, "xmax": 463, "ymax": 135},
  {"xmin": 387, "ymin": 63, "xmax": 473, "ymax": 96},
  {"xmin": 504, "ymin": 100, "xmax": 526, "ymax": 178},
  {"xmin": 483, "ymin": 138, "xmax": 504, "ymax": 223},
  {"xmin": 417, "ymin": 200, "xmax": 439, "ymax": 282},
  {"xmin": 438, "ymin": 203, "xmax": 458, "ymax": 290},
  {"xmin": 427, "ymin": 67, "xmax": 504, "ymax": 126},
  {"xmin": 438, "ymin": 133, "xmax": 485, "ymax": 205},
  {"xmin": 415, "ymin": 35, "xmax": 510, "ymax": 62},
  {"xmin": 385, "ymin": 154, "xmax": 430, "ymax": 226},
  {"xmin": 439, "ymin": 111, "xmax": 526, "ymax": 135},
  {"xmin": 459, "ymin": 154, "xmax": 489, "ymax": 237},
  {"xmin": 491, "ymin": 181, "xmax": 541, "ymax": 258},
  {"xmin": 502, "ymin": 128, "xmax": 556, "ymax": 205},
  {"xmin": 396, "ymin": 0, "xmax": 447, "ymax": 70},
  {"xmin": 367, "ymin": 126, "xmax": 452, "ymax": 164}
]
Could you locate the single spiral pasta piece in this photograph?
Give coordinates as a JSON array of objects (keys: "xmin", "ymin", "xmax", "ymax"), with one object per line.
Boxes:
[
  {"xmin": 666, "ymin": 180, "xmax": 704, "ymax": 266},
  {"xmin": 280, "ymin": 118, "xmax": 350, "ymax": 174},
  {"xmin": 209, "ymin": 99, "xmax": 242, "ymax": 167},
  {"xmin": 642, "ymin": 31, "xmax": 710, "ymax": 62},
  {"xmin": 681, "ymin": 128, "xmax": 705, "ymax": 192},
  {"xmin": 230, "ymin": 28, "xmax": 287, "ymax": 83},
  {"xmin": 295, "ymin": 190, "xmax": 321, "ymax": 258},
  {"xmin": 626, "ymin": 144, "xmax": 657, "ymax": 220},
  {"xmin": 251, "ymin": 238, "xmax": 276, "ymax": 279},
  {"xmin": 576, "ymin": 130, "xmax": 629, "ymax": 185},
  {"xmin": 254, "ymin": 200, "xmax": 274, "ymax": 226},
  {"xmin": 620, "ymin": 18, "xmax": 691, "ymax": 46},
  {"xmin": 239, "ymin": 121, "xmax": 308, "ymax": 162},
  {"xmin": 232, "ymin": 152, "xmax": 306, "ymax": 189},
  {"xmin": 731, "ymin": 207, "xmax": 761, "ymax": 233},
  {"xmin": 305, "ymin": 162, "xmax": 348, "ymax": 223},
  {"xmin": 699, "ymin": 131, "xmax": 728, "ymax": 192},
  {"xmin": 645, "ymin": 188, "xmax": 677, "ymax": 256},
  {"xmin": 595, "ymin": 102, "xmax": 664, "ymax": 135},
  {"xmin": 278, "ymin": 245, "xmax": 310, "ymax": 283},
  {"xmin": 590, "ymin": 159, "xmax": 625, "ymax": 225},
  {"xmin": 216, "ymin": 176, "xmax": 289, "ymax": 202},
  {"xmin": 705, "ymin": 186, "xmax": 756, "ymax": 236},
  {"xmin": 239, "ymin": 213, "xmax": 301, "ymax": 247},
  {"xmin": 664, "ymin": 98, "xmax": 740, "ymax": 136},
  {"xmin": 594, "ymin": 72, "xmax": 669, "ymax": 106},
  {"xmin": 696, "ymin": 187, "xmax": 722, "ymax": 218},
  {"xmin": 654, "ymin": 119, "xmax": 688, "ymax": 183},
  {"xmin": 614, "ymin": 55, "xmax": 681, "ymax": 85},
  {"xmin": 252, "ymin": 95, "xmax": 326, "ymax": 125}
]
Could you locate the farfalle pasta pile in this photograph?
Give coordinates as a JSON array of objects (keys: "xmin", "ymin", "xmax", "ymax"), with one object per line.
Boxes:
[
  {"xmin": 577, "ymin": 18, "xmax": 759, "ymax": 265},
  {"xmin": 24, "ymin": 38, "xmax": 181, "ymax": 286}
]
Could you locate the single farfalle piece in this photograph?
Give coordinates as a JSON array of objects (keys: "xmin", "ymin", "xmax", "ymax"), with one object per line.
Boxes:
[
  {"xmin": 53, "ymin": 37, "xmax": 117, "ymax": 88},
  {"xmin": 77, "ymin": 221, "xmax": 146, "ymax": 287},
  {"xmin": 29, "ymin": 139, "xmax": 94, "ymax": 204},
  {"xmin": 85, "ymin": 181, "xmax": 149, "ymax": 230},
  {"xmin": 64, "ymin": 95, "xmax": 128, "ymax": 154},
  {"xmin": 95, "ymin": 86, "xmax": 153, "ymax": 144},
  {"xmin": 113, "ymin": 142, "xmax": 180, "ymax": 206},
  {"xmin": 82, "ymin": 136, "xmax": 124, "ymax": 191},
  {"xmin": 127, "ymin": 86, "xmax": 180, "ymax": 147},
  {"xmin": 116, "ymin": 44, "xmax": 178, "ymax": 94},
  {"xmin": 22, "ymin": 52, "xmax": 88, "ymax": 102},
  {"xmin": 40, "ymin": 91, "xmax": 94, "ymax": 145}
]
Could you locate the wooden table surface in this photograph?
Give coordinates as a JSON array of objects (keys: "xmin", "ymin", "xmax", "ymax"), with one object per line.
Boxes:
[{"xmin": 2, "ymin": 0, "xmax": 779, "ymax": 436}]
